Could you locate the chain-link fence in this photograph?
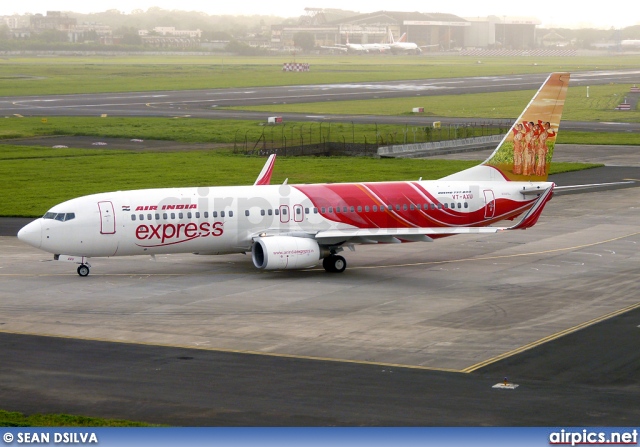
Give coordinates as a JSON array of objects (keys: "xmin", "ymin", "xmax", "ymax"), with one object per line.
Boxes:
[{"xmin": 233, "ymin": 121, "xmax": 512, "ymax": 157}]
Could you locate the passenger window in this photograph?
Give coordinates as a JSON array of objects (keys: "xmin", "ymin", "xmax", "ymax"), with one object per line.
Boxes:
[
  {"xmin": 403, "ymin": 204, "xmax": 408, "ymax": 211},
  {"xmin": 213, "ymin": 211, "xmax": 218, "ymax": 218},
  {"xmin": 163, "ymin": 213, "xmax": 168, "ymax": 219},
  {"xmin": 313, "ymin": 208, "xmax": 318, "ymax": 214},
  {"xmin": 155, "ymin": 213, "xmax": 160, "ymax": 220},
  {"xmin": 147, "ymin": 214, "xmax": 152, "ymax": 220},
  {"xmin": 357, "ymin": 206, "xmax": 362, "ymax": 212},
  {"xmin": 296, "ymin": 208, "xmax": 301, "ymax": 215},
  {"xmin": 305, "ymin": 208, "xmax": 310, "ymax": 214},
  {"xmin": 437, "ymin": 204, "xmax": 442, "ymax": 209},
  {"xmin": 410, "ymin": 204, "xmax": 415, "ymax": 211},
  {"xmin": 344, "ymin": 207, "xmax": 349, "ymax": 213},
  {"xmin": 245, "ymin": 210, "xmax": 250, "ymax": 217},
  {"xmin": 464, "ymin": 203, "xmax": 469, "ymax": 209},
  {"xmin": 171, "ymin": 213, "xmax": 176, "ymax": 219},
  {"xmin": 350, "ymin": 206, "xmax": 354, "ymax": 212},
  {"xmin": 268, "ymin": 209, "xmax": 273, "ymax": 216},
  {"xmin": 187, "ymin": 212, "xmax": 192, "ymax": 219},
  {"xmin": 260, "ymin": 210, "xmax": 265, "ymax": 216},
  {"xmin": 179, "ymin": 213, "xmax": 184, "ymax": 219},
  {"xmin": 281, "ymin": 209, "xmax": 287, "ymax": 215},
  {"xmin": 336, "ymin": 207, "xmax": 340, "ymax": 214},
  {"xmin": 321, "ymin": 207, "xmax": 326, "ymax": 213},
  {"xmin": 139, "ymin": 214, "xmax": 144, "ymax": 220},
  {"xmin": 220, "ymin": 211, "xmax": 225, "ymax": 218},
  {"xmin": 458, "ymin": 203, "xmax": 462, "ymax": 209},
  {"xmin": 451, "ymin": 203, "xmax": 455, "ymax": 209},
  {"xmin": 195, "ymin": 212, "xmax": 200, "ymax": 219},
  {"xmin": 328, "ymin": 207, "xmax": 333, "ymax": 213},
  {"xmin": 364, "ymin": 206, "xmax": 369, "ymax": 212},
  {"xmin": 373, "ymin": 205, "xmax": 378, "ymax": 212},
  {"xmin": 229, "ymin": 211, "xmax": 233, "ymax": 217},
  {"xmin": 204, "ymin": 212, "xmax": 209, "ymax": 218},
  {"xmin": 444, "ymin": 203, "xmax": 449, "ymax": 209},
  {"xmin": 275, "ymin": 209, "xmax": 279, "ymax": 215},
  {"xmin": 131, "ymin": 215, "xmax": 136, "ymax": 221},
  {"xmin": 395, "ymin": 205, "xmax": 400, "ymax": 211}
]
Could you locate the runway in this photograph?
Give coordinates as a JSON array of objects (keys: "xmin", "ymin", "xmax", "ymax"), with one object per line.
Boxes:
[{"xmin": 2, "ymin": 70, "xmax": 640, "ymax": 133}]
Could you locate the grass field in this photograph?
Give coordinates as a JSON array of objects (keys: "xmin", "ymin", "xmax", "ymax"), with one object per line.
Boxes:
[
  {"xmin": 0, "ymin": 410, "xmax": 157, "ymax": 427},
  {"xmin": 2, "ymin": 54, "xmax": 640, "ymax": 96},
  {"xmin": 1, "ymin": 115, "xmax": 637, "ymax": 147},
  {"xmin": 0, "ymin": 145, "xmax": 600, "ymax": 217}
]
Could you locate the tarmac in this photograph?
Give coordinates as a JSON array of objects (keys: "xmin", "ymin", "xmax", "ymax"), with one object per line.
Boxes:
[{"xmin": 1, "ymin": 149, "xmax": 639, "ymax": 425}]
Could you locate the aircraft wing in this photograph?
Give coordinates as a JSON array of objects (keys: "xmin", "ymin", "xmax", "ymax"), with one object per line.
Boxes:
[{"xmin": 313, "ymin": 227, "xmax": 501, "ymax": 245}]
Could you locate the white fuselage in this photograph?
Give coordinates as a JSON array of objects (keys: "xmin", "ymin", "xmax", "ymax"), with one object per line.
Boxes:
[{"xmin": 18, "ymin": 179, "xmax": 549, "ymax": 260}]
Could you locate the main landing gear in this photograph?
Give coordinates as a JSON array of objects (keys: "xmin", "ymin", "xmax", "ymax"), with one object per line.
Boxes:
[
  {"xmin": 77, "ymin": 264, "xmax": 90, "ymax": 277},
  {"xmin": 323, "ymin": 254, "xmax": 347, "ymax": 273}
]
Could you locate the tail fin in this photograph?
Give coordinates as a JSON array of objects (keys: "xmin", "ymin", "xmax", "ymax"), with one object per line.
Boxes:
[
  {"xmin": 398, "ymin": 33, "xmax": 408, "ymax": 42},
  {"xmin": 441, "ymin": 72, "xmax": 570, "ymax": 182}
]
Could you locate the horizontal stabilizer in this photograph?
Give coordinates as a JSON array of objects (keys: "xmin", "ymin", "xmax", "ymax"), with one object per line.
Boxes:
[{"xmin": 554, "ymin": 181, "xmax": 636, "ymax": 195}]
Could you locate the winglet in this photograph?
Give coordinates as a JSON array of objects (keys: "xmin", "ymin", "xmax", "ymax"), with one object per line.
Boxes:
[{"xmin": 254, "ymin": 154, "xmax": 276, "ymax": 186}]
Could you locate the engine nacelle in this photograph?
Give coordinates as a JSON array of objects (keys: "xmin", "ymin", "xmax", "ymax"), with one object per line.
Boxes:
[{"xmin": 252, "ymin": 236, "xmax": 326, "ymax": 270}]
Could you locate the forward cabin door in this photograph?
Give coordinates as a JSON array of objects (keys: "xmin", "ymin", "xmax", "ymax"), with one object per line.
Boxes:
[
  {"xmin": 98, "ymin": 201, "xmax": 116, "ymax": 234},
  {"xmin": 483, "ymin": 190, "xmax": 496, "ymax": 219}
]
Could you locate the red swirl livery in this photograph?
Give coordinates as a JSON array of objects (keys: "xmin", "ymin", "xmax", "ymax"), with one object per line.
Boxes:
[{"xmin": 19, "ymin": 73, "xmax": 611, "ymax": 276}]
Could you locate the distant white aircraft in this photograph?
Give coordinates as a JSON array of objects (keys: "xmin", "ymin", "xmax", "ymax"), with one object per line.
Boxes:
[
  {"xmin": 20, "ymin": 73, "xmax": 619, "ymax": 277},
  {"xmin": 321, "ymin": 33, "xmax": 390, "ymax": 53},
  {"xmin": 387, "ymin": 30, "xmax": 438, "ymax": 54}
]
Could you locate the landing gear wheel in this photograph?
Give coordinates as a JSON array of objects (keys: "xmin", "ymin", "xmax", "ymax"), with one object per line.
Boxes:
[
  {"xmin": 323, "ymin": 255, "xmax": 347, "ymax": 273},
  {"xmin": 77, "ymin": 264, "xmax": 90, "ymax": 277}
]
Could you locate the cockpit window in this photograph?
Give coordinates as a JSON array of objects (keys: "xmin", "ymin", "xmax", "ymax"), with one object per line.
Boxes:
[{"xmin": 43, "ymin": 212, "xmax": 75, "ymax": 222}]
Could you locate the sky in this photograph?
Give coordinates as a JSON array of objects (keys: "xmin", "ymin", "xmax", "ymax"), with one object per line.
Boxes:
[{"xmin": 0, "ymin": 0, "xmax": 637, "ymax": 29}]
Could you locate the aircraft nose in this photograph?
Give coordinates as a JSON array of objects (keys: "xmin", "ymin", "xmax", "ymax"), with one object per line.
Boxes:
[{"xmin": 17, "ymin": 219, "xmax": 42, "ymax": 249}]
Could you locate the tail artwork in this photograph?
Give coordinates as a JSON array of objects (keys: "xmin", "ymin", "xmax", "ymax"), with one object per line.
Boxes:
[{"xmin": 443, "ymin": 72, "xmax": 570, "ymax": 183}]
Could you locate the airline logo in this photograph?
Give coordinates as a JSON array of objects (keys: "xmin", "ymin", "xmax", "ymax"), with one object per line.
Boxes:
[
  {"xmin": 135, "ymin": 221, "xmax": 224, "ymax": 247},
  {"xmin": 135, "ymin": 204, "xmax": 197, "ymax": 211}
]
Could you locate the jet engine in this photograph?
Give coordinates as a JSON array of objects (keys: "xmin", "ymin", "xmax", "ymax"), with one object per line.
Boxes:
[{"xmin": 251, "ymin": 236, "xmax": 328, "ymax": 270}]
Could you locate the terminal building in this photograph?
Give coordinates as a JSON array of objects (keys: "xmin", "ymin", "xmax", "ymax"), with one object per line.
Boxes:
[{"xmin": 271, "ymin": 8, "xmax": 541, "ymax": 51}]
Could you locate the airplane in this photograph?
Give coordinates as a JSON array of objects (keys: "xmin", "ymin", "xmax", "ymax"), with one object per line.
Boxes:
[
  {"xmin": 387, "ymin": 30, "xmax": 437, "ymax": 54},
  {"xmin": 320, "ymin": 33, "xmax": 390, "ymax": 54},
  {"xmin": 19, "ymin": 72, "xmax": 595, "ymax": 277}
]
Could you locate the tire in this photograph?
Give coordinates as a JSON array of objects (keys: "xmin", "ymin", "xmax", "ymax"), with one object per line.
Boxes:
[
  {"xmin": 332, "ymin": 255, "xmax": 347, "ymax": 273},
  {"xmin": 323, "ymin": 255, "xmax": 347, "ymax": 273},
  {"xmin": 77, "ymin": 264, "xmax": 90, "ymax": 277}
]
